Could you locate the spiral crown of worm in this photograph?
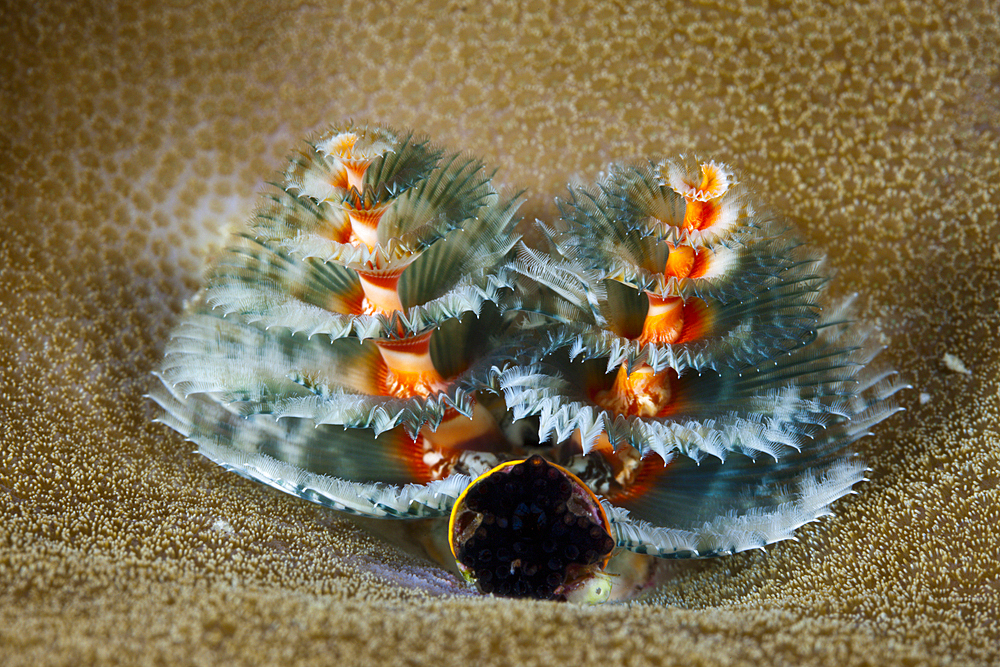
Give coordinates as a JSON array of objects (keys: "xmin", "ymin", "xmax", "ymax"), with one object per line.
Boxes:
[{"xmin": 150, "ymin": 122, "xmax": 906, "ymax": 600}]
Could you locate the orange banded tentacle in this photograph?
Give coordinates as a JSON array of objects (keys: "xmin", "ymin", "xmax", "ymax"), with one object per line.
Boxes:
[
  {"xmin": 683, "ymin": 199, "xmax": 725, "ymax": 232},
  {"xmin": 594, "ymin": 364, "xmax": 677, "ymax": 419},
  {"xmin": 665, "ymin": 161, "xmax": 734, "ymax": 234},
  {"xmin": 640, "ymin": 238, "xmax": 718, "ymax": 346},
  {"xmin": 638, "ymin": 293, "xmax": 685, "ymax": 345},
  {"xmin": 343, "ymin": 188, "xmax": 394, "ymax": 249},
  {"xmin": 375, "ymin": 330, "xmax": 446, "ymax": 398},
  {"xmin": 666, "ymin": 161, "xmax": 731, "ymax": 203},
  {"xmin": 674, "ymin": 298, "xmax": 712, "ymax": 344},
  {"xmin": 398, "ymin": 432, "xmax": 436, "ymax": 484},
  {"xmin": 606, "ymin": 453, "xmax": 672, "ymax": 504},
  {"xmin": 420, "ymin": 402, "xmax": 505, "ymax": 457},
  {"xmin": 637, "ymin": 293, "xmax": 713, "ymax": 346},
  {"xmin": 664, "ymin": 243, "xmax": 714, "ymax": 279},
  {"xmin": 664, "ymin": 244, "xmax": 695, "ymax": 279},
  {"xmin": 319, "ymin": 131, "xmax": 381, "ymax": 191},
  {"xmin": 341, "ymin": 160, "xmax": 372, "ymax": 191},
  {"xmin": 357, "ymin": 264, "xmax": 406, "ymax": 314},
  {"xmin": 578, "ymin": 432, "xmax": 644, "ymax": 492}
]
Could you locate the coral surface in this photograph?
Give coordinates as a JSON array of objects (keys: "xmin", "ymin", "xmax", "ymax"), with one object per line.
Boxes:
[{"xmin": 2, "ymin": 0, "xmax": 999, "ymax": 664}]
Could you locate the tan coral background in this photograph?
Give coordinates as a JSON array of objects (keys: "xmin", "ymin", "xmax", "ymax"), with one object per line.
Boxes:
[{"xmin": 2, "ymin": 0, "xmax": 999, "ymax": 664}]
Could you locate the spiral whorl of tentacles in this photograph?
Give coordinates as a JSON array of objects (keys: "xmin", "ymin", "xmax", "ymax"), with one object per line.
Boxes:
[{"xmin": 150, "ymin": 123, "xmax": 906, "ymax": 603}]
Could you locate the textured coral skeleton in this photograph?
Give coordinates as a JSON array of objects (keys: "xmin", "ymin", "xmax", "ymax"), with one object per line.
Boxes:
[{"xmin": 150, "ymin": 123, "xmax": 906, "ymax": 603}]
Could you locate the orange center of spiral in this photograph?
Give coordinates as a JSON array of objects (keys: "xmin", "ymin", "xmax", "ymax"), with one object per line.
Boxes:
[
  {"xmin": 375, "ymin": 331, "xmax": 446, "ymax": 398},
  {"xmin": 357, "ymin": 265, "xmax": 406, "ymax": 314},
  {"xmin": 595, "ymin": 364, "xmax": 676, "ymax": 418},
  {"xmin": 343, "ymin": 189, "xmax": 393, "ymax": 249}
]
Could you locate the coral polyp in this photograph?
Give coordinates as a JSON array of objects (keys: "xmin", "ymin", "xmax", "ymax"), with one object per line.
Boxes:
[{"xmin": 150, "ymin": 122, "xmax": 906, "ymax": 602}]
